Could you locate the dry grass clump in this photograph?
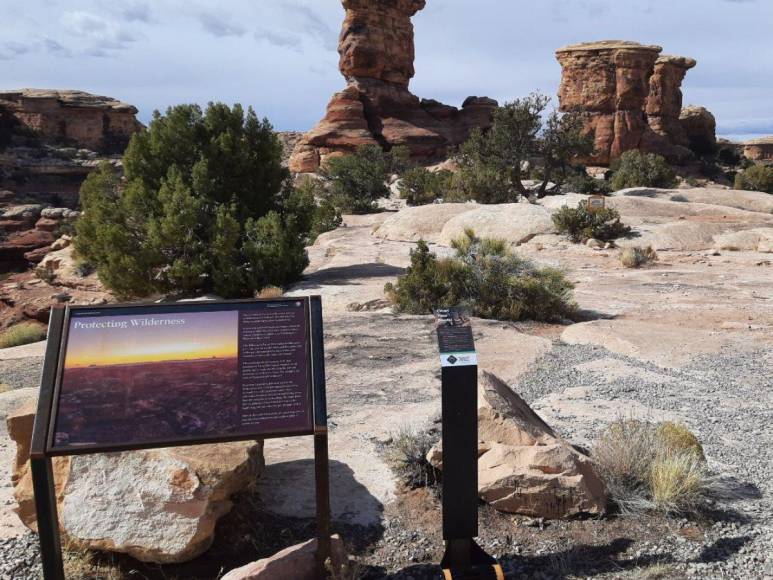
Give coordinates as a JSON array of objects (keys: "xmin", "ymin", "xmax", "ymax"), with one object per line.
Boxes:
[
  {"xmin": 620, "ymin": 245, "xmax": 658, "ymax": 268},
  {"xmin": 0, "ymin": 384, "xmax": 11, "ymax": 394},
  {"xmin": 63, "ymin": 544, "xmax": 124, "ymax": 580},
  {"xmin": 257, "ymin": 285, "xmax": 284, "ymax": 299},
  {"xmin": 384, "ymin": 425, "xmax": 441, "ymax": 490},
  {"xmin": 593, "ymin": 418, "xmax": 726, "ymax": 516},
  {"xmin": 0, "ymin": 322, "xmax": 47, "ymax": 349}
]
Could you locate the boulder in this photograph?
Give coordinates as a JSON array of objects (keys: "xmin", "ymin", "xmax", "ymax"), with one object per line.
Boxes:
[
  {"xmin": 7, "ymin": 397, "xmax": 264, "ymax": 563},
  {"xmin": 437, "ymin": 203, "xmax": 555, "ymax": 247},
  {"xmin": 373, "ymin": 203, "xmax": 478, "ymax": 243},
  {"xmin": 611, "ymin": 187, "xmax": 773, "ymax": 215},
  {"xmin": 428, "ymin": 372, "xmax": 606, "ymax": 518},
  {"xmin": 713, "ymin": 228, "xmax": 773, "ymax": 252},
  {"xmin": 289, "ymin": 0, "xmax": 497, "ymax": 173},
  {"xmin": 221, "ymin": 535, "xmax": 348, "ymax": 580},
  {"xmin": 679, "ymin": 106, "xmax": 717, "ymax": 155},
  {"xmin": 646, "ymin": 55, "xmax": 696, "ymax": 149}
]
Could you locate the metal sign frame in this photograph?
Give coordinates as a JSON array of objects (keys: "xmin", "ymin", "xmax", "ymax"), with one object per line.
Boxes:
[{"xmin": 29, "ymin": 296, "xmax": 331, "ymax": 579}]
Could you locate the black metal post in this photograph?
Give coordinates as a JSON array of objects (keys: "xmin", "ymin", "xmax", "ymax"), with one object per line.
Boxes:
[
  {"xmin": 30, "ymin": 458, "xmax": 65, "ymax": 580},
  {"xmin": 310, "ymin": 296, "xmax": 332, "ymax": 578}
]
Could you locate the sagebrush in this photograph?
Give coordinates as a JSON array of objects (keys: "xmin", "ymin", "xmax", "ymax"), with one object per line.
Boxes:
[
  {"xmin": 0, "ymin": 322, "xmax": 47, "ymax": 349},
  {"xmin": 734, "ymin": 164, "xmax": 773, "ymax": 194},
  {"xmin": 385, "ymin": 425, "xmax": 441, "ymax": 489},
  {"xmin": 552, "ymin": 202, "xmax": 632, "ymax": 243},
  {"xmin": 398, "ymin": 167, "xmax": 453, "ymax": 205},
  {"xmin": 385, "ymin": 230, "xmax": 576, "ymax": 322},
  {"xmin": 620, "ymin": 246, "xmax": 658, "ymax": 268}
]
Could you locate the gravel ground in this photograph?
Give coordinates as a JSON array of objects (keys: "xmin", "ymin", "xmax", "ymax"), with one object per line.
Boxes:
[
  {"xmin": 1, "ymin": 342, "xmax": 770, "ymax": 579},
  {"xmin": 0, "ymin": 358, "xmax": 43, "ymax": 391}
]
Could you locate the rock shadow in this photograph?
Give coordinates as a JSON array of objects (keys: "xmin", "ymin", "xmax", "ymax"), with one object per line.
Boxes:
[{"xmin": 299, "ymin": 263, "xmax": 405, "ymax": 288}]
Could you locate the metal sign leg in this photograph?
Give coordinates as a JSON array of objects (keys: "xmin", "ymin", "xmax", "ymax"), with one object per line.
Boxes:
[
  {"xmin": 314, "ymin": 431, "xmax": 332, "ymax": 578},
  {"xmin": 30, "ymin": 457, "xmax": 65, "ymax": 580}
]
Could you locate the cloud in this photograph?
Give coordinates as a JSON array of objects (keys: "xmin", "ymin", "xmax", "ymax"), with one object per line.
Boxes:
[
  {"xmin": 122, "ymin": 2, "xmax": 152, "ymax": 23},
  {"xmin": 254, "ymin": 29, "xmax": 303, "ymax": 51},
  {"xmin": 197, "ymin": 12, "xmax": 246, "ymax": 38},
  {"xmin": 61, "ymin": 10, "xmax": 139, "ymax": 54},
  {"xmin": 281, "ymin": 3, "xmax": 337, "ymax": 51}
]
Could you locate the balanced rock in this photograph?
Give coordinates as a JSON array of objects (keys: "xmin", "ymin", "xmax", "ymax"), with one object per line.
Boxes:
[
  {"xmin": 8, "ymin": 397, "xmax": 264, "ymax": 564},
  {"xmin": 289, "ymin": 1, "xmax": 497, "ymax": 173},
  {"xmin": 743, "ymin": 136, "xmax": 773, "ymax": 162},
  {"xmin": 222, "ymin": 535, "xmax": 349, "ymax": 580},
  {"xmin": 0, "ymin": 89, "xmax": 142, "ymax": 153},
  {"xmin": 428, "ymin": 372, "xmax": 606, "ymax": 519}
]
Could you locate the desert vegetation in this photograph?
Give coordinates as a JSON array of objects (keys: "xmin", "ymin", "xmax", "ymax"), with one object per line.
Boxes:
[
  {"xmin": 397, "ymin": 167, "xmax": 453, "ymax": 206},
  {"xmin": 734, "ymin": 163, "xmax": 773, "ymax": 194},
  {"xmin": 0, "ymin": 322, "xmax": 46, "ymax": 348},
  {"xmin": 609, "ymin": 151, "xmax": 678, "ymax": 190},
  {"xmin": 620, "ymin": 246, "xmax": 658, "ymax": 268},
  {"xmin": 593, "ymin": 419, "xmax": 729, "ymax": 516},
  {"xmin": 75, "ymin": 103, "xmax": 340, "ymax": 299},
  {"xmin": 384, "ymin": 424, "xmax": 441, "ymax": 490},
  {"xmin": 385, "ymin": 230, "xmax": 576, "ymax": 322},
  {"xmin": 552, "ymin": 202, "xmax": 632, "ymax": 243}
]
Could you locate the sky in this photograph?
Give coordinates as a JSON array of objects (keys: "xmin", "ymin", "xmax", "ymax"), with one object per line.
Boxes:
[
  {"xmin": 64, "ymin": 311, "xmax": 238, "ymax": 367},
  {"xmin": 1, "ymin": 0, "xmax": 772, "ymax": 141}
]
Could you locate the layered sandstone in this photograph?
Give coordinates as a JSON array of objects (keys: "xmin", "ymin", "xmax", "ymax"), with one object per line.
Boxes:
[
  {"xmin": 646, "ymin": 55, "xmax": 696, "ymax": 147},
  {"xmin": 743, "ymin": 136, "xmax": 773, "ymax": 162},
  {"xmin": 289, "ymin": 1, "xmax": 497, "ymax": 173},
  {"xmin": 679, "ymin": 105, "xmax": 717, "ymax": 154},
  {"xmin": 556, "ymin": 41, "xmax": 713, "ymax": 165},
  {"xmin": 0, "ymin": 89, "xmax": 142, "ymax": 153}
]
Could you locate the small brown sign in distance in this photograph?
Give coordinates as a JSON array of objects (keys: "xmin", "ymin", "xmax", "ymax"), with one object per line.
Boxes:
[{"xmin": 587, "ymin": 195, "xmax": 606, "ymax": 213}]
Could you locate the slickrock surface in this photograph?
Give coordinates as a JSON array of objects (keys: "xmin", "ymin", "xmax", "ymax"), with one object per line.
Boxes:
[
  {"xmin": 1, "ymin": 189, "xmax": 772, "ymax": 577},
  {"xmin": 289, "ymin": 1, "xmax": 497, "ymax": 173},
  {"xmin": 0, "ymin": 90, "xmax": 142, "ymax": 153}
]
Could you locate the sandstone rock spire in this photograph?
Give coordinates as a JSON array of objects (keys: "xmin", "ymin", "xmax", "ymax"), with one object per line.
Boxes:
[{"xmin": 289, "ymin": 0, "xmax": 497, "ymax": 173}]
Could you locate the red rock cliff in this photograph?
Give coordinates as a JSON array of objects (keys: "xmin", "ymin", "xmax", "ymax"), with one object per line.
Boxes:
[{"xmin": 0, "ymin": 89, "xmax": 142, "ymax": 153}]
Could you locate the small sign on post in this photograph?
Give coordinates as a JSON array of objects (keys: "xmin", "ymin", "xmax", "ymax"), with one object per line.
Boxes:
[
  {"xmin": 586, "ymin": 195, "xmax": 606, "ymax": 213},
  {"xmin": 434, "ymin": 308, "xmax": 503, "ymax": 580},
  {"xmin": 30, "ymin": 297, "xmax": 331, "ymax": 579}
]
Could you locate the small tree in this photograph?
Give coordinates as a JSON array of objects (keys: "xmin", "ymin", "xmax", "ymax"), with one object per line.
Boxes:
[
  {"xmin": 610, "ymin": 151, "xmax": 677, "ymax": 190},
  {"xmin": 323, "ymin": 145, "xmax": 393, "ymax": 213},
  {"xmin": 76, "ymin": 103, "xmax": 316, "ymax": 299},
  {"xmin": 734, "ymin": 164, "xmax": 773, "ymax": 194},
  {"xmin": 398, "ymin": 168, "xmax": 453, "ymax": 205},
  {"xmin": 454, "ymin": 94, "xmax": 594, "ymax": 202},
  {"xmin": 552, "ymin": 202, "xmax": 632, "ymax": 243}
]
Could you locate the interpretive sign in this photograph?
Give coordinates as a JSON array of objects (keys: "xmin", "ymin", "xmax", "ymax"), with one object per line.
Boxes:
[
  {"xmin": 434, "ymin": 308, "xmax": 502, "ymax": 580},
  {"xmin": 434, "ymin": 308, "xmax": 477, "ymax": 368},
  {"xmin": 30, "ymin": 297, "xmax": 331, "ymax": 580},
  {"xmin": 48, "ymin": 299, "xmax": 313, "ymax": 454}
]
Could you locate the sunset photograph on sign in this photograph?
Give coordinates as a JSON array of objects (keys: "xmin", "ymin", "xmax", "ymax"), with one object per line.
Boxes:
[{"xmin": 54, "ymin": 309, "xmax": 240, "ymax": 449}]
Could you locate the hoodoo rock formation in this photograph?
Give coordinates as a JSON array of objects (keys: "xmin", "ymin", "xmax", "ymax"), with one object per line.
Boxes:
[
  {"xmin": 289, "ymin": 0, "xmax": 497, "ymax": 173},
  {"xmin": 0, "ymin": 89, "xmax": 142, "ymax": 153},
  {"xmin": 556, "ymin": 41, "xmax": 714, "ymax": 165},
  {"xmin": 646, "ymin": 55, "xmax": 696, "ymax": 148}
]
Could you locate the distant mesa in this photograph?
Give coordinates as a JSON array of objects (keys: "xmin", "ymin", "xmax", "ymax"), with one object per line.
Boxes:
[
  {"xmin": 289, "ymin": 0, "xmax": 498, "ymax": 173},
  {"xmin": 0, "ymin": 89, "xmax": 143, "ymax": 153},
  {"xmin": 556, "ymin": 40, "xmax": 717, "ymax": 165},
  {"xmin": 743, "ymin": 135, "xmax": 773, "ymax": 162}
]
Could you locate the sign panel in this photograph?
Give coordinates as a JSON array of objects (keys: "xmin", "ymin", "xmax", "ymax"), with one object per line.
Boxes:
[
  {"xmin": 47, "ymin": 299, "xmax": 314, "ymax": 454},
  {"xmin": 434, "ymin": 308, "xmax": 476, "ymax": 368},
  {"xmin": 587, "ymin": 195, "xmax": 606, "ymax": 213}
]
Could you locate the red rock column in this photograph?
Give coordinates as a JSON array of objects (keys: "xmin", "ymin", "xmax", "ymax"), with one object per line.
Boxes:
[
  {"xmin": 646, "ymin": 55, "xmax": 696, "ymax": 147},
  {"xmin": 556, "ymin": 41, "xmax": 662, "ymax": 165}
]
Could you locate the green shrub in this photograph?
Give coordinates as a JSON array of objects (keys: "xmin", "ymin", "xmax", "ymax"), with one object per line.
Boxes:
[
  {"xmin": 76, "ymin": 103, "xmax": 312, "ymax": 299},
  {"xmin": 0, "ymin": 105, "xmax": 18, "ymax": 151},
  {"xmin": 717, "ymin": 145, "xmax": 741, "ymax": 166},
  {"xmin": 324, "ymin": 145, "xmax": 393, "ymax": 213},
  {"xmin": 552, "ymin": 202, "xmax": 632, "ymax": 243},
  {"xmin": 563, "ymin": 170, "xmax": 612, "ymax": 195},
  {"xmin": 0, "ymin": 322, "xmax": 47, "ymax": 348},
  {"xmin": 734, "ymin": 164, "xmax": 773, "ymax": 194},
  {"xmin": 385, "ymin": 230, "xmax": 576, "ymax": 322},
  {"xmin": 610, "ymin": 151, "xmax": 678, "ymax": 190},
  {"xmin": 290, "ymin": 176, "xmax": 342, "ymax": 242},
  {"xmin": 385, "ymin": 425, "xmax": 441, "ymax": 489},
  {"xmin": 398, "ymin": 167, "xmax": 453, "ymax": 205},
  {"xmin": 620, "ymin": 246, "xmax": 658, "ymax": 268},
  {"xmin": 446, "ymin": 163, "xmax": 512, "ymax": 204}
]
